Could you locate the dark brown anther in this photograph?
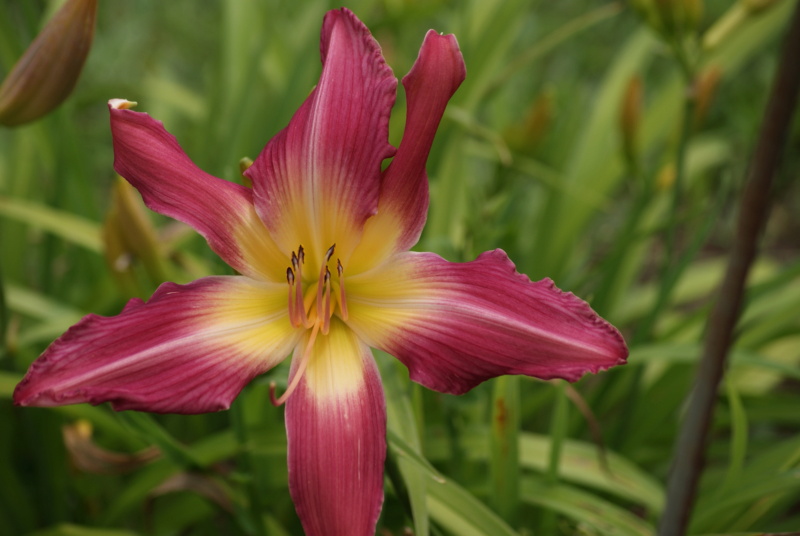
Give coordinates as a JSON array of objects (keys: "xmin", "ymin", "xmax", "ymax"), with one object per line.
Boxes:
[
  {"xmin": 337, "ymin": 259, "xmax": 344, "ymax": 277},
  {"xmin": 324, "ymin": 244, "xmax": 336, "ymax": 262},
  {"xmin": 286, "ymin": 267, "xmax": 295, "ymax": 285}
]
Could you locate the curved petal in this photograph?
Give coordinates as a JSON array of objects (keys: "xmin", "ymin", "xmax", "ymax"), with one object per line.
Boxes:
[
  {"xmin": 14, "ymin": 276, "xmax": 301, "ymax": 413},
  {"xmin": 350, "ymin": 30, "xmax": 466, "ymax": 273},
  {"xmin": 109, "ymin": 101, "xmax": 286, "ymax": 282},
  {"xmin": 345, "ymin": 250, "xmax": 628, "ymax": 394},
  {"xmin": 285, "ymin": 322, "xmax": 385, "ymax": 536},
  {"xmin": 246, "ymin": 8, "xmax": 397, "ymax": 271}
]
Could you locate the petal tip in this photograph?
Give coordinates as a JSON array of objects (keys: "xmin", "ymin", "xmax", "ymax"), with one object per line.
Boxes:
[{"xmin": 109, "ymin": 98, "xmax": 137, "ymax": 110}]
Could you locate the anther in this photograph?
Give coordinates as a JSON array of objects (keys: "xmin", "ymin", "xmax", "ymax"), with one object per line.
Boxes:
[{"xmin": 316, "ymin": 244, "xmax": 335, "ymax": 318}]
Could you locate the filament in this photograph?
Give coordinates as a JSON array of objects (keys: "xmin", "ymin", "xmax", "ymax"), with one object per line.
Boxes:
[{"xmin": 270, "ymin": 321, "xmax": 320, "ymax": 406}]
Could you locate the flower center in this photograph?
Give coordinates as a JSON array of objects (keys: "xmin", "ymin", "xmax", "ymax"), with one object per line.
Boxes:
[{"xmin": 270, "ymin": 244, "xmax": 349, "ymax": 406}]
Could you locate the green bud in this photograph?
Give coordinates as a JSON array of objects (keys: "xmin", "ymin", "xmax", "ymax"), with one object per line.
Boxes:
[{"xmin": 0, "ymin": 0, "xmax": 97, "ymax": 126}]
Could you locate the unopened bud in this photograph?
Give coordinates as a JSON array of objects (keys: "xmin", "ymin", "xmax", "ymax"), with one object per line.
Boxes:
[
  {"xmin": 656, "ymin": 162, "xmax": 676, "ymax": 191},
  {"xmin": 679, "ymin": 0, "xmax": 704, "ymax": 31},
  {"xmin": 239, "ymin": 157, "xmax": 254, "ymax": 187},
  {"xmin": 629, "ymin": 0, "xmax": 662, "ymax": 31},
  {"xmin": 103, "ymin": 177, "xmax": 169, "ymax": 291},
  {"xmin": 692, "ymin": 66, "xmax": 722, "ymax": 128},
  {"xmin": 742, "ymin": 0, "xmax": 779, "ymax": 14},
  {"xmin": 504, "ymin": 89, "xmax": 553, "ymax": 154},
  {"xmin": 654, "ymin": 0, "xmax": 703, "ymax": 35},
  {"xmin": 620, "ymin": 76, "xmax": 643, "ymax": 167},
  {"xmin": 0, "ymin": 0, "xmax": 97, "ymax": 126}
]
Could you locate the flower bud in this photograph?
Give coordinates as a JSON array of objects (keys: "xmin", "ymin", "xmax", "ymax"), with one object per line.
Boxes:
[
  {"xmin": 692, "ymin": 66, "xmax": 722, "ymax": 128},
  {"xmin": 103, "ymin": 177, "xmax": 169, "ymax": 292},
  {"xmin": 504, "ymin": 89, "xmax": 553, "ymax": 155},
  {"xmin": 656, "ymin": 162, "xmax": 676, "ymax": 191},
  {"xmin": 0, "ymin": 0, "xmax": 97, "ymax": 126},
  {"xmin": 742, "ymin": 0, "xmax": 779, "ymax": 14},
  {"xmin": 239, "ymin": 157, "xmax": 254, "ymax": 187},
  {"xmin": 620, "ymin": 76, "xmax": 643, "ymax": 167}
]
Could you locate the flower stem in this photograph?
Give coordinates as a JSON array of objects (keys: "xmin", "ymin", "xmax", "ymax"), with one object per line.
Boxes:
[
  {"xmin": 490, "ymin": 375, "xmax": 519, "ymax": 525},
  {"xmin": 658, "ymin": 2, "xmax": 800, "ymax": 533},
  {"xmin": 230, "ymin": 400, "xmax": 269, "ymax": 536},
  {"xmin": 539, "ymin": 380, "xmax": 569, "ymax": 532}
]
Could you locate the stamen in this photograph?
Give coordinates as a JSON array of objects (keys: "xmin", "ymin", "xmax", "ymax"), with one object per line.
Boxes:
[
  {"xmin": 270, "ymin": 322, "xmax": 320, "ymax": 406},
  {"xmin": 321, "ymin": 268, "xmax": 332, "ymax": 335},
  {"xmin": 337, "ymin": 259, "xmax": 349, "ymax": 321},
  {"xmin": 316, "ymin": 244, "xmax": 335, "ymax": 317},
  {"xmin": 292, "ymin": 246, "xmax": 312, "ymax": 328}
]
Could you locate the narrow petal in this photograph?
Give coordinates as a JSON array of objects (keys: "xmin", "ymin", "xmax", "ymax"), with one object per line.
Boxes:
[
  {"xmin": 14, "ymin": 277, "xmax": 300, "ymax": 413},
  {"xmin": 349, "ymin": 30, "xmax": 466, "ymax": 273},
  {"xmin": 285, "ymin": 322, "xmax": 385, "ymax": 536},
  {"xmin": 109, "ymin": 101, "xmax": 286, "ymax": 281},
  {"xmin": 345, "ymin": 250, "xmax": 628, "ymax": 394},
  {"xmin": 246, "ymin": 8, "xmax": 397, "ymax": 270}
]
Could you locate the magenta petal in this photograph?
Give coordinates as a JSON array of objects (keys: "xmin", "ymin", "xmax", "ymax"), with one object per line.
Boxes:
[
  {"xmin": 379, "ymin": 30, "xmax": 466, "ymax": 250},
  {"xmin": 347, "ymin": 250, "xmax": 628, "ymax": 394},
  {"xmin": 109, "ymin": 102, "xmax": 285, "ymax": 281},
  {"xmin": 14, "ymin": 277, "xmax": 298, "ymax": 413},
  {"xmin": 285, "ymin": 327, "xmax": 386, "ymax": 536},
  {"xmin": 247, "ymin": 8, "xmax": 397, "ymax": 262}
]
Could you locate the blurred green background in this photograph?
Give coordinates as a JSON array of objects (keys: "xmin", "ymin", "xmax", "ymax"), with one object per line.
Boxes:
[{"xmin": 1, "ymin": 0, "xmax": 799, "ymax": 534}]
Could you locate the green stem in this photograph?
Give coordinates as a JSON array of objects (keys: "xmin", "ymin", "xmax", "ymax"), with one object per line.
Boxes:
[
  {"xmin": 0, "ymin": 256, "xmax": 6, "ymax": 355},
  {"xmin": 540, "ymin": 381, "xmax": 569, "ymax": 532},
  {"xmin": 490, "ymin": 375, "xmax": 520, "ymax": 525},
  {"xmin": 230, "ymin": 400, "xmax": 268, "ymax": 536}
]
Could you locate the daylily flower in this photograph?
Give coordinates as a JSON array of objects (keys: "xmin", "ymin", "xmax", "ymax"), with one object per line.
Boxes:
[{"xmin": 14, "ymin": 8, "xmax": 628, "ymax": 536}]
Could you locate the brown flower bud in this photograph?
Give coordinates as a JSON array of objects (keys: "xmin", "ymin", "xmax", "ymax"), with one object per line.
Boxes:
[
  {"xmin": 620, "ymin": 76, "xmax": 643, "ymax": 167},
  {"xmin": 504, "ymin": 89, "xmax": 553, "ymax": 154},
  {"xmin": 0, "ymin": 0, "xmax": 97, "ymax": 126},
  {"xmin": 742, "ymin": 0, "xmax": 779, "ymax": 14},
  {"xmin": 692, "ymin": 65, "xmax": 723, "ymax": 128}
]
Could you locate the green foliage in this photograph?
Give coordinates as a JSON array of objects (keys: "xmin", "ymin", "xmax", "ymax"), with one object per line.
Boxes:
[{"xmin": 2, "ymin": 0, "xmax": 799, "ymax": 534}]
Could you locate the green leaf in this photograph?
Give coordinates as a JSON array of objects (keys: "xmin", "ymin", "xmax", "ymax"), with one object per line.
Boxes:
[
  {"xmin": 427, "ymin": 475, "xmax": 519, "ymax": 536},
  {"xmin": 521, "ymin": 477, "xmax": 655, "ymax": 536},
  {"xmin": 0, "ymin": 196, "xmax": 102, "ymax": 252},
  {"xmin": 383, "ymin": 355, "xmax": 431, "ymax": 536},
  {"xmin": 25, "ymin": 524, "xmax": 139, "ymax": 536}
]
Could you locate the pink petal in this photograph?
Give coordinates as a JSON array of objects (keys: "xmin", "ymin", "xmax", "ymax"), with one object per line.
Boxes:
[
  {"xmin": 109, "ymin": 101, "xmax": 286, "ymax": 281},
  {"xmin": 348, "ymin": 30, "xmax": 465, "ymax": 273},
  {"xmin": 285, "ymin": 323, "xmax": 385, "ymax": 536},
  {"xmin": 14, "ymin": 277, "xmax": 300, "ymax": 413},
  {"xmin": 345, "ymin": 250, "xmax": 628, "ymax": 394},
  {"xmin": 246, "ymin": 8, "xmax": 397, "ymax": 269}
]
